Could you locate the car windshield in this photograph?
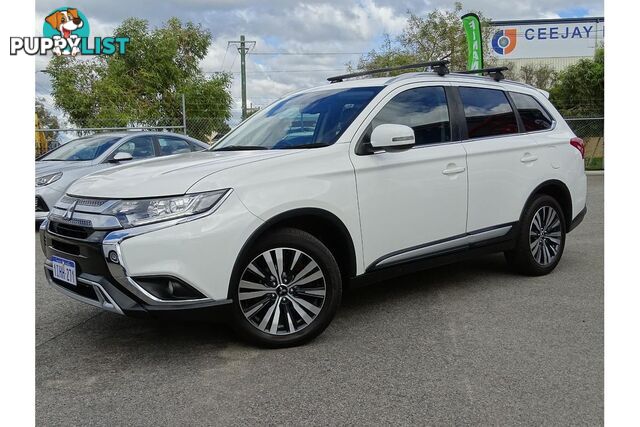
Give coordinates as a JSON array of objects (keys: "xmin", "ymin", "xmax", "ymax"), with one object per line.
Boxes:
[
  {"xmin": 212, "ymin": 87, "xmax": 383, "ymax": 150},
  {"xmin": 40, "ymin": 135, "xmax": 121, "ymax": 161}
]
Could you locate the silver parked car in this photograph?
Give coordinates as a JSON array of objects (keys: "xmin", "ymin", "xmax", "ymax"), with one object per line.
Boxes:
[{"xmin": 36, "ymin": 131, "xmax": 209, "ymax": 222}]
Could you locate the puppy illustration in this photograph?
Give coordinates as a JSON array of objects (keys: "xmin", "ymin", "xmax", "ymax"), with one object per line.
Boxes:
[{"xmin": 45, "ymin": 8, "xmax": 84, "ymax": 56}]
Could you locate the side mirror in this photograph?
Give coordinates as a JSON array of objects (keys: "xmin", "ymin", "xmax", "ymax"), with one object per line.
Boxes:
[
  {"xmin": 109, "ymin": 152, "xmax": 134, "ymax": 163},
  {"xmin": 370, "ymin": 124, "xmax": 415, "ymax": 152}
]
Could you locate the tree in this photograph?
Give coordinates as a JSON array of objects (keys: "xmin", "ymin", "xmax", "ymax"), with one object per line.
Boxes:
[
  {"xmin": 46, "ymin": 17, "xmax": 233, "ymax": 141},
  {"xmin": 35, "ymin": 98, "xmax": 60, "ymax": 138},
  {"xmin": 517, "ymin": 64, "xmax": 557, "ymax": 90},
  {"xmin": 352, "ymin": 2, "xmax": 492, "ymax": 74},
  {"xmin": 549, "ymin": 47, "xmax": 604, "ymax": 117}
]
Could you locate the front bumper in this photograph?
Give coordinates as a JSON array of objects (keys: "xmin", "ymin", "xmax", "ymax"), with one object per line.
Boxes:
[
  {"xmin": 36, "ymin": 186, "xmax": 64, "ymax": 222},
  {"xmin": 40, "ymin": 220, "xmax": 233, "ymax": 318},
  {"xmin": 38, "ymin": 191, "xmax": 260, "ymax": 318}
]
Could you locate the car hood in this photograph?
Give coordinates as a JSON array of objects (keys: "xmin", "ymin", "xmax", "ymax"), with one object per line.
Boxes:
[
  {"xmin": 67, "ymin": 150, "xmax": 294, "ymax": 198},
  {"xmin": 36, "ymin": 160, "xmax": 94, "ymax": 176}
]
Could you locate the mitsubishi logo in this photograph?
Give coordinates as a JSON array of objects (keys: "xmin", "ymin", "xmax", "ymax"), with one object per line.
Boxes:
[{"xmin": 63, "ymin": 200, "xmax": 78, "ymax": 221}]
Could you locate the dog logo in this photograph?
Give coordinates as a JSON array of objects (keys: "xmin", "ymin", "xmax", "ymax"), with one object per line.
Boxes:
[
  {"xmin": 491, "ymin": 28, "xmax": 517, "ymax": 55},
  {"xmin": 10, "ymin": 7, "xmax": 127, "ymax": 56},
  {"xmin": 43, "ymin": 7, "xmax": 88, "ymax": 56}
]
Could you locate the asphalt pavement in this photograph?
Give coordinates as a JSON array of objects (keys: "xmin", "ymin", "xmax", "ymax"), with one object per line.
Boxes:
[{"xmin": 36, "ymin": 176, "xmax": 603, "ymax": 425}]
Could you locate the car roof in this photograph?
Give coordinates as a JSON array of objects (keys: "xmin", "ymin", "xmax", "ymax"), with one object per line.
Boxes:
[
  {"xmin": 79, "ymin": 131, "xmax": 188, "ymax": 138},
  {"xmin": 72, "ymin": 131, "xmax": 207, "ymax": 145},
  {"xmin": 300, "ymin": 71, "xmax": 545, "ymax": 98}
]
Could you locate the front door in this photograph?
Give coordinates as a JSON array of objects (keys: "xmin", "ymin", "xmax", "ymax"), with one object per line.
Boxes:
[{"xmin": 349, "ymin": 84, "xmax": 468, "ymax": 269}]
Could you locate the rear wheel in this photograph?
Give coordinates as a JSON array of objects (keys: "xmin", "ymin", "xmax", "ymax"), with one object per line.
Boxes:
[
  {"xmin": 230, "ymin": 228, "xmax": 342, "ymax": 347},
  {"xmin": 505, "ymin": 195, "xmax": 566, "ymax": 276}
]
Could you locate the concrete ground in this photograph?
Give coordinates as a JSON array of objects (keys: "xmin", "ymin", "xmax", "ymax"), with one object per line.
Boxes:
[{"xmin": 36, "ymin": 176, "xmax": 603, "ymax": 426}]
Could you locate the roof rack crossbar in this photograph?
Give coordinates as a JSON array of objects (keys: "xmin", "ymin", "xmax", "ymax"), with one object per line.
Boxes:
[
  {"xmin": 456, "ymin": 66, "xmax": 509, "ymax": 82},
  {"xmin": 327, "ymin": 60, "xmax": 450, "ymax": 83}
]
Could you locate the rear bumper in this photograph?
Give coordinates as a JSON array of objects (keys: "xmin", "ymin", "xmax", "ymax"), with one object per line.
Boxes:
[{"xmin": 568, "ymin": 205, "xmax": 587, "ymax": 233}]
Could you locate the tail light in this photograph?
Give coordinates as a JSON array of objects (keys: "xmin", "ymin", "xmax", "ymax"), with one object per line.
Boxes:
[{"xmin": 570, "ymin": 137, "xmax": 585, "ymax": 159}]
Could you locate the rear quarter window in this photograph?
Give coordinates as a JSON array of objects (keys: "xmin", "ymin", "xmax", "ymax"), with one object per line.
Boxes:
[{"xmin": 510, "ymin": 92, "xmax": 554, "ymax": 132}]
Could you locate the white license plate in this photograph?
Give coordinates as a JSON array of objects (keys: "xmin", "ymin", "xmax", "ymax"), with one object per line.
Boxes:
[{"xmin": 51, "ymin": 256, "xmax": 77, "ymax": 286}]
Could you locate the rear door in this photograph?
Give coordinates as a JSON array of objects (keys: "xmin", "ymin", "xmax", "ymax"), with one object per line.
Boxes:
[
  {"xmin": 457, "ymin": 85, "xmax": 548, "ymax": 231},
  {"xmin": 156, "ymin": 135, "xmax": 197, "ymax": 156},
  {"xmin": 349, "ymin": 83, "xmax": 468, "ymax": 269}
]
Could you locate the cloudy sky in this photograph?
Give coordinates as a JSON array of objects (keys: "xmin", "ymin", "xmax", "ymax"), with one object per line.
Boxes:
[{"xmin": 35, "ymin": 0, "xmax": 604, "ymax": 126}]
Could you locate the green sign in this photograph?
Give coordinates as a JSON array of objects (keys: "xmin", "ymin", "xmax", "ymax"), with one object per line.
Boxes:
[{"xmin": 461, "ymin": 13, "xmax": 484, "ymax": 70}]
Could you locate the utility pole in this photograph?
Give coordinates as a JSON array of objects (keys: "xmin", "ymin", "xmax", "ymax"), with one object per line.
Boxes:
[{"xmin": 228, "ymin": 35, "xmax": 256, "ymax": 120}]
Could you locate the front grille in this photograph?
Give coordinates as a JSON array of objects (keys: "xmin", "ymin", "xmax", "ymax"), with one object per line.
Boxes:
[
  {"xmin": 36, "ymin": 196, "xmax": 48, "ymax": 212},
  {"xmin": 60, "ymin": 195, "xmax": 109, "ymax": 207},
  {"xmin": 49, "ymin": 220, "xmax": 93, "ymax": 239},
  {"xmin": 51, "ymin": 239, "xmax": 80, "ymax": 255}
]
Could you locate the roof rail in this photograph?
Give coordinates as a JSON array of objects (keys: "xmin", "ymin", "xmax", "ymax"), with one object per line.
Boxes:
[
  {"xmin": 455, "ymin": 66, "xmax": 509, "ymax": 82},
  {"xmin": 327, "ymin": 60, "xmax": 450, "ymax": 83}
]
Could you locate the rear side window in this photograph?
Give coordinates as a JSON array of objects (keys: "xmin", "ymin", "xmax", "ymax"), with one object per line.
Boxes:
[
  {"xmin": 459, "ymin": 87, "xmax": 518, "ymax": 139},
  {"xmin": 370, "ymin": 86, "xmax": 451, "ymax": 146},
  {"xmin": 157, "ymin": 136, "xmax": 193, "ymax": 156},
  {"xmin": 510, "ymin": 92, "xmax": 554, "ymax": 132}
]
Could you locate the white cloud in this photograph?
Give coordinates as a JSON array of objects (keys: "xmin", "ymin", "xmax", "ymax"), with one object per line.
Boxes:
[{"xmin": 34, "ymin": 0, "xmax": 604, "ymax": 127}]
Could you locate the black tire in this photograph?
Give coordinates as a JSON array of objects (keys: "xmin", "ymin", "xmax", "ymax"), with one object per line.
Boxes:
[
  {"xmin": 229, "ymin": 227, "xmax": 342, "ymax": 348},
  {"xmin": 505, "ymin": 194, "xmax": 566, "ymax": 276}
]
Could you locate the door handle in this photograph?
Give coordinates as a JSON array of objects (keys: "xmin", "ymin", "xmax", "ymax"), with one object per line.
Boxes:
[
  {"xmin": 442, "ymin": 166, "xmax": 466, "ymax": 175},
  {"xmin": 520, "ymin": 153, "xmax": 538, "ymax": 163}
]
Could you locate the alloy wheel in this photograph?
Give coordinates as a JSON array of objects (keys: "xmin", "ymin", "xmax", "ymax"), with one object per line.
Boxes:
[
  {"xmin": 529, "ymin": 206, "xmax": 562, "ymax": 266},
  {"xmin": 238, "ymin": 247, "xmax": 327, "ymax": 335}
]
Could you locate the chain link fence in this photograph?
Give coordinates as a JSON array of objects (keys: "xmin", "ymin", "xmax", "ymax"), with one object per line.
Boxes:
[
  {"xmin": 565, "ymin": 117, "xmax": 604, "ymax": 170},
  {"xmin": 35, "ymin": 93, "xmax": 236, "ymax": 156},
  {"xmin": 35, "ymin": 107, "xmax": 604, "ymax": 170}
]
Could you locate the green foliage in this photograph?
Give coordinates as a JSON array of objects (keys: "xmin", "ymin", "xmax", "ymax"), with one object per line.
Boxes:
[
  {"xmin": 352, "ymin": 2, "xmax": 492, "ymax": 74},
  {"xmin": 46, "ymin": 17, "xmax": 232, "ymax": 141},
  {"xmin": 35, "ymin": 98, "xmax": 60, "ymax": 141},
  {"xmin": 550, "ymin": 47, "xmax": 604, "ymax": 117},
  {"xmin": 517, "ymin": 64, "xmax": 557, "ymax": 90}
]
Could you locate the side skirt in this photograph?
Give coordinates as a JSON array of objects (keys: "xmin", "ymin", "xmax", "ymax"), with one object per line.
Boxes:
[{"xmin": 350, "ymin": 223, "xmax": 519, "ymax": 288}]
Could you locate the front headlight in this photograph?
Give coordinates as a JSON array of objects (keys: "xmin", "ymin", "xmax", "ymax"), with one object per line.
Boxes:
[
  {"xmin": 36, "ymin": 172, "xmax": 62, "ymax": 187},
  {"xmin": 104, "ymin": 189, "xmax": 230, "ymax": 228}
]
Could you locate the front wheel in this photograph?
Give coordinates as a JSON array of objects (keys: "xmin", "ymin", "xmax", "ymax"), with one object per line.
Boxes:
[
  {"xmin": 229, "ymin": 228, "xmax": 342, "ymax": 348},
  {"xmin": 505, "ymin": 195, "xmax": 566, "ymax": 276}
]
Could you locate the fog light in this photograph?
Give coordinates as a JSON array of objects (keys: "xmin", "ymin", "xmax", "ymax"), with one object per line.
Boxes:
[
  {"xmin": 108, "ymin": 250, "xmax": 119, "ymax": 264},
  {"xmin": 132, "ymin": 276, "xmax": 207, "ymax": 301}
]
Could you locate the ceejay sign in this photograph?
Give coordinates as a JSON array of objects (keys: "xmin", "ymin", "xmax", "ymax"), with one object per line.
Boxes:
[{"xmin": 489, "ymin": 17, "xmax": 604, "ymax": 59}]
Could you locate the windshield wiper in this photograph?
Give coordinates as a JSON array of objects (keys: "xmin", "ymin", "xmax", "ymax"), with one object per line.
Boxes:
[{"xmin": 212, "ymin": 145, "xmax": 269, "ymax": 151}]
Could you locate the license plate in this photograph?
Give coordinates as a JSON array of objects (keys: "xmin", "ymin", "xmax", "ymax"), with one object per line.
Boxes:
[{"xmin": 51, "ymin": 256, "xmax": 77, "ymax": 286}]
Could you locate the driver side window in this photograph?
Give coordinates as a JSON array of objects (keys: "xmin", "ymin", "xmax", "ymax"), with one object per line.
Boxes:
[
  {"xmin": 114, "ymin": 136, "xmax": 155, "ymax": 160},
  {"xmin": 365, "ymin": 86, "xmax": 451, "ymax": 146}
]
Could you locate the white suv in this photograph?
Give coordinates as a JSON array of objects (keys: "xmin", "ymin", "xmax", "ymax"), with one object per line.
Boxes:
[{"xmin": 40, "ymin": 63, "xmax": 587, "ymax": 347}]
